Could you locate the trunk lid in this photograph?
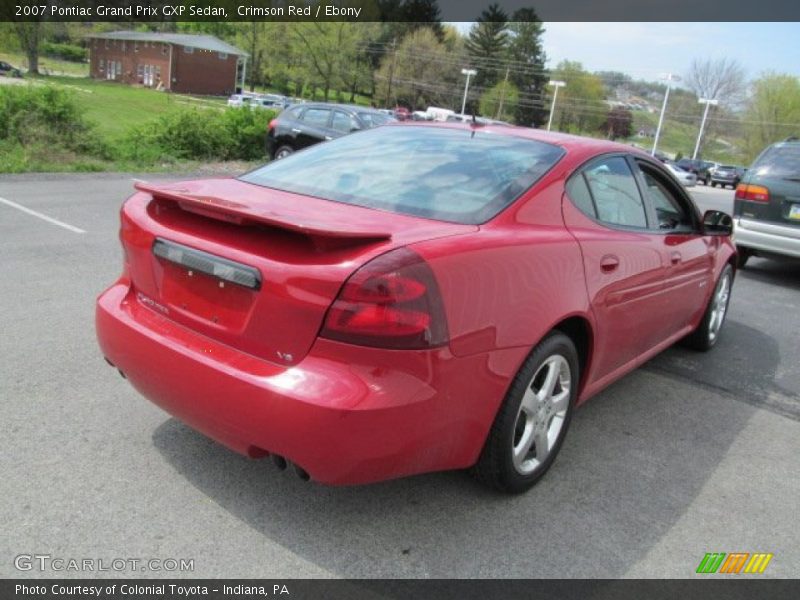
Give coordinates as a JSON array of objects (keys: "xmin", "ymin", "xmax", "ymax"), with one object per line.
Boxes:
[{"xmin": 120, "ymin": 178, "xmax": 475, "ymax": 365}]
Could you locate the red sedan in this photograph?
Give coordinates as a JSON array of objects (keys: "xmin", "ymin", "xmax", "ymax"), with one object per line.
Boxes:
[{"xmin": 96, "ymin": 123, "xmax": 736, "ymax": 493}]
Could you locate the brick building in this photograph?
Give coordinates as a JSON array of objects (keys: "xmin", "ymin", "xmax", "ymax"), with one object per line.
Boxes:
[{"xmin": 87, "ymin": 31, "xmax": 247, "ymax": 96}]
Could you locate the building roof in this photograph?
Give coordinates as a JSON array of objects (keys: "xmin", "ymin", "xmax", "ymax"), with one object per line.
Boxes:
[{"xmin": 87, "ymin": 31, "xmax": 247, "ymax": 57}]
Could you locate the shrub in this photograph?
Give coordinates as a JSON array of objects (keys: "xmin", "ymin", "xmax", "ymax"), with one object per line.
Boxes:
[
  {"xmin": 119, "ymin": 106, "xmax": 276, "ymax": 163},
  {"xmin": 41, "ymin": 42, "xmax": 88, "ymax": 63},
  {"xmin": 0, "ymin": 84, "xmax": 103, "ymax": 153}
]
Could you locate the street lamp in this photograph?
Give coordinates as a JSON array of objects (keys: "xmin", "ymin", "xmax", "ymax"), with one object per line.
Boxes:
[
  {"xmin": 546, "ymin": 80, "xmax": 566, "ymax": 131},
  {"xmin": 460, "ymin": 68, "xmax": 477, "ymax": 116},
  {"xmin": 652, "ymin": 73, "xmax": 680, "ymax": 157},
  {"xmin": 692, "ymin": 97, "xmax": 719, "ymax": 159}
]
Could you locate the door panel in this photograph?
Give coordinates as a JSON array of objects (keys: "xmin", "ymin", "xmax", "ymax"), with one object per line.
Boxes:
[
  {"xmin": 562, "ymin": 196, "xmax": 666, "ymax": 380},
  {"xmin": 635, "ymin": 161, "xmax": 714, "ymax": 331}
]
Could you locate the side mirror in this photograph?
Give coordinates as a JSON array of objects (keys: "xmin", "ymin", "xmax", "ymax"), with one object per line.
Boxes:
[{"xmin": 702, "ymin": 210, "xmax": 733, "ymax": 236}]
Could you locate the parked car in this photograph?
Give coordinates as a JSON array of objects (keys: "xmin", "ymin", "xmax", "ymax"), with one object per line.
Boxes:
[
  {"xmin": 676, "ymin": 158, "xmax": 713, "ymax": 185},
  {"xmin": 393, "ymin": 106, "xmax": 410, "ymax": 121},
  {"xmin": 0, "ymin": 60, "xmax": 23, "ymax": 78},
  {"xmin": 96, "ymin": 123, "xmax": 735, "ymax": 493},
  {"xmin": 227, "ymin": 94, "xmax": 254, "ymax": 108},
  {"xmin": 733, "ymin": 137, "xmax": 800, "ymax": 267},
  {"xmin": 665, "ymin": 162, "xmax": 697, "ymax": 187},
  {"xmin": 249, "ymin": 95, "xmax": 288, "ymax": 111},
  {"xmin": 710, "ymin": 165, "xmax": 741, "ymax": 188},
  {"xmin": 265, "ymin": 103, "xmax": 395, "ymax": 160}
]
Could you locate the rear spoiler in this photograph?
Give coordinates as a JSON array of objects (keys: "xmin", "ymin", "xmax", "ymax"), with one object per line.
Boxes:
[{"xmin": 134, "ymin": 182, "xmax": 392, "ymax": 242}]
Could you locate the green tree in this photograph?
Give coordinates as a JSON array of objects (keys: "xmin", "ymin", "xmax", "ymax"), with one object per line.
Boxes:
[
  {"xmin": 550, "ymin": 61, "xmax": 606, "ymax": 133},
  {"xmin": 290, "ymin": 22, "xmax": 362, "ymax": 102},
  {"xmin": 465, "ymin": 3, "xmax": 509, "ymax": 90},
  {"xmin": 479, "ymin": 80, "xmax": 519, "ymax": 121},
  {"xmin": 507, "ymin": 9, "xmax": 548, "ymax": 127},
  {"xmin": 743, "ymin": 73, "xmax": 800, "ymax": 160},
  {"xmin": 374, "ymin": 27, "xmax": 454, "ymax": 110}
]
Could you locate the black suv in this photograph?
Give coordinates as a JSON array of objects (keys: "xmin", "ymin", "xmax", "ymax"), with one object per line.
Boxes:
[
  {"xmin": 676, "ymin": 158, "xmax": 714, "ymax": 185},
  {"xmin": 733, "ymin": 138, "xmax": 800, "ymax": 267},
  {"xmin": 0, "ymin": 61, "xmax": 22, "ymax": 78},
  {"xmin": 266, "ymin": 103, "xmax": 395, "ymax": 160}
]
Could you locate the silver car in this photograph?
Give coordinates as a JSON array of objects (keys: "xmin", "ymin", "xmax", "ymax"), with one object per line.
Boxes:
[{"xmin": 666, "ymin": 163, "xmax": 697, "ymax": 187}]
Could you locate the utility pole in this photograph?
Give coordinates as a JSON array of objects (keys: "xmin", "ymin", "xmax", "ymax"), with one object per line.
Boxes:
[
  {"xmin": 693, "ymin": 98, "xmax": 719, "ymax": 159},
  {"xmin": 460, "ymin": 68, "xmax": 477, "ymax": 116},
  {"xmin": 547, "ymin": 80, "xmax": 566, "ymax": 131},
  {"xmin": 496, "ymin": 68, "xmax": 510, "ymax": 119},
  {"xmin": 652, "ymin": 73, "xmax": 680, "ymax": 156},
  {"xmin": 386, "ymin": 38, "xmax": 397, "ymax": 108}
]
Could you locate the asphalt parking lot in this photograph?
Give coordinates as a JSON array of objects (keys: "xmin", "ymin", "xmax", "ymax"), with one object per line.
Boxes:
[{"xmin": 1, "ymin": 174, "xmax": 798, "ymax": 579}]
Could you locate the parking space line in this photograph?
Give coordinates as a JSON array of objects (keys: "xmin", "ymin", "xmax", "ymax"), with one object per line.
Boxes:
[{"xmin": 0, "ymin": 196, "xmax": 86, "ymax": 234}]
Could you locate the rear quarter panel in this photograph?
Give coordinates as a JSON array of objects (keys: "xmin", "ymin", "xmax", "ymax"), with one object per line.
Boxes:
[{"xmin": 413, "ymin": 175, "xmax": 593, "ymax": 406}]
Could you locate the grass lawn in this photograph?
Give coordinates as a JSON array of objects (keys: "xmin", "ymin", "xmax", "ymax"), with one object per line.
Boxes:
[
  {"xmin": 627, "ymin": 111, "xmax": 744, "ymax": 164},
  {"xmin": 0, "ymin": 51, "xmax": 89, "ymax": 77},
  {"xmin": 28, "ymin": 74, "xmax": 226, "ymax": 139}
]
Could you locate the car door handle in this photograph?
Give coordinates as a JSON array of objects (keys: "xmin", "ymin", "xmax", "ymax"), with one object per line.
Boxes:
[
  {"xmin": 600, "ymin": 255, "xmax": 619, "ymax": 273},
  {"xmin": 291, "ymin": 128, "xmax": 302, "ymax": 133},
  {"xmin": 670, "ymin": 251, "xmax": 682, "ymax": 265}
]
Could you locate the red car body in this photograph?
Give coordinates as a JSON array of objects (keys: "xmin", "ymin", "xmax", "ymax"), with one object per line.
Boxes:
[{"xmin": 96, "ymin": 124, "xmax": 736, "ymax": 486}]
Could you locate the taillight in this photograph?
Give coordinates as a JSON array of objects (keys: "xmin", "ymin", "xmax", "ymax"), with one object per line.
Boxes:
[
  {"xmin": 320, "ymin": 247, "xmax": 448, "ymax": 350},
  {"xmin": 735, "ymin": 183, "xmax": 770, "ymax": 202},
  {"xmin": 268, "ymin": 118, "xmax": 277, "ymax": 131}
]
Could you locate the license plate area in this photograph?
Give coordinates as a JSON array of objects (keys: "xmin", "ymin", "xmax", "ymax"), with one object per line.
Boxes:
[
  {"xmin": 788, "ymin": 204, "xmax": 800, "ymax": 220},
  {"xmin": 153, "ymin": 238, "xmax": 259, "ymax": 327}
]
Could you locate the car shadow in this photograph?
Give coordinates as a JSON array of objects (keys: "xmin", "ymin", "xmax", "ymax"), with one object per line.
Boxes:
[
  {"xmin": 150, "ymin": 319, "xmax": 782, "ymax": 577},
  {"xmin": 646, "ymin": 318, "xmax": 799, "ymax": 421}
]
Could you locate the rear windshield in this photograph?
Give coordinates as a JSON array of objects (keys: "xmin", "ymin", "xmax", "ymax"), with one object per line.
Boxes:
[
  {"xmin": 751, "ymin": 143, "xmax": 800, "ymax": 178},
  {"xmin": 240, "ymin": 126, "xmax": 564, "ymax": 224}
]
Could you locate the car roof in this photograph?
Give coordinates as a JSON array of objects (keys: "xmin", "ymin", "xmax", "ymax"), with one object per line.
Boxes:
[{"xmin": 293, "ymin": 103, "xmax": 385, "ymax": 115}]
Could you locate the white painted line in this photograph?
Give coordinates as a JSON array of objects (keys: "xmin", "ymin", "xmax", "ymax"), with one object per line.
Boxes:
[{"xmin": 0, "ymin": 196, "xmax": 86, "ymax": 234}]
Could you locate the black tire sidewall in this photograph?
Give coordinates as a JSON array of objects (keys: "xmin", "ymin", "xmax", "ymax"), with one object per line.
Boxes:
[{"xmin": 490, "ymin": 332, "xmax": 580, "ymax": 493}]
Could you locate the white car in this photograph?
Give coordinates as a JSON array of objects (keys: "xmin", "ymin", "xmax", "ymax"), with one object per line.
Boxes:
[
  {"xmin": 227, "ymin": 94, "xmax": 254, "ymax": 108},
  {"xmin": 666, "ymin": 163, "xmax": 697, "ymax": 187}
]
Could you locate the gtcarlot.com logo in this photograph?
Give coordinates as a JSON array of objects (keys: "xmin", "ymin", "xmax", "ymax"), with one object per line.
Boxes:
[
  {"xmin": 696, "ymin": 552, "xmax": 773, "ymax": 574},
  {"xmin": 14, "ymin": 554, "xmax": 194, "ymax": 573}
]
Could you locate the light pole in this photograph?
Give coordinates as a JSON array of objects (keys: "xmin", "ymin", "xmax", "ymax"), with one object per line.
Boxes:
[
  {"xmin": 460, "ymin": 68, "xmax": 477, "ymax": 116},
  {"xmin": 693, "ymin": 98, "xmax": 719, "ymax": 159},
  {"xmin": 547, "ymin": 80, "xmax": 566, "ymax": 131},
  {"xmin": 652, "ymin": 73, "xmax": 680, "ymax": 157}
]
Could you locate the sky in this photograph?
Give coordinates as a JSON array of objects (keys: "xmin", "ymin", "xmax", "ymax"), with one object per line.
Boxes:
[
  {"xmin": 453, "ymin": 22, "xmax": 800, "ymax": 84},
  {"xmin": 541, "ymin": 23, "xmax": 800, "ymax": 83}
]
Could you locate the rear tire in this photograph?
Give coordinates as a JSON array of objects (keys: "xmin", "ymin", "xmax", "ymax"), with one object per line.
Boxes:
[
  {"xmin": 274, "ymin": 145, "xmax": 294, "ymax": 160},
  {"xmin": 736, "ymin": 247, "xmax": 751, "ymax": 269},
  {"xmin": 472, "ymin": 332, "xmax": 579, "ymax": 493},
  {"xmin": 684, "ymin": 264, "xmax": 733, "ymax": 351}
]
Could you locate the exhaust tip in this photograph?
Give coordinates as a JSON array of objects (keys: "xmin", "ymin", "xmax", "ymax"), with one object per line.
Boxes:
[
  {"xmin": 293, "ymin": 464, "xmax": 310, "ymax": 481},
  {"xmin": 271, "ymin": 454, "xmax": 288, "ymax": 471}
]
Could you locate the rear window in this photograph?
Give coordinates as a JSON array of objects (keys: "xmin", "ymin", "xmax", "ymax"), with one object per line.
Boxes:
[
  {"xmin": 240, "ymin": 126, "xmax": 565, "ymax": 224},
  {"xmin": 751, "ymin": 143, "xmax": 800, "ymax": 178}
]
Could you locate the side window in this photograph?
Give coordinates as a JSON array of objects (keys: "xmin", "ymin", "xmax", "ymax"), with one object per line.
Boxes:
[
  {"xmin": 331, "ymin": 111, "xmax": 358, "ymax": 133},
  {"xmin": 637, "ymin": 164, "xmax": 693, "ymax": 231},
  {"xmin": 566, "ymin": 173, "xmax": 596, "ymax": 218},
  {"xmin": 301, "ymin": 108, "xmax": 330, "ymax": 128},
  {"xmin": 584, "ymin": 156, "xmax": 647, "ymax": 228}
]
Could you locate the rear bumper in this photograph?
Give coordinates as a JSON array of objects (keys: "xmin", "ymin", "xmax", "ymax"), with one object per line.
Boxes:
[
  {"xmin": 734, "ymin": 217, "xmax": 800, "ymax": 259},
  {"xmin": 96, "ymin": 281, "xmax": 519, "ymax": 485}
]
